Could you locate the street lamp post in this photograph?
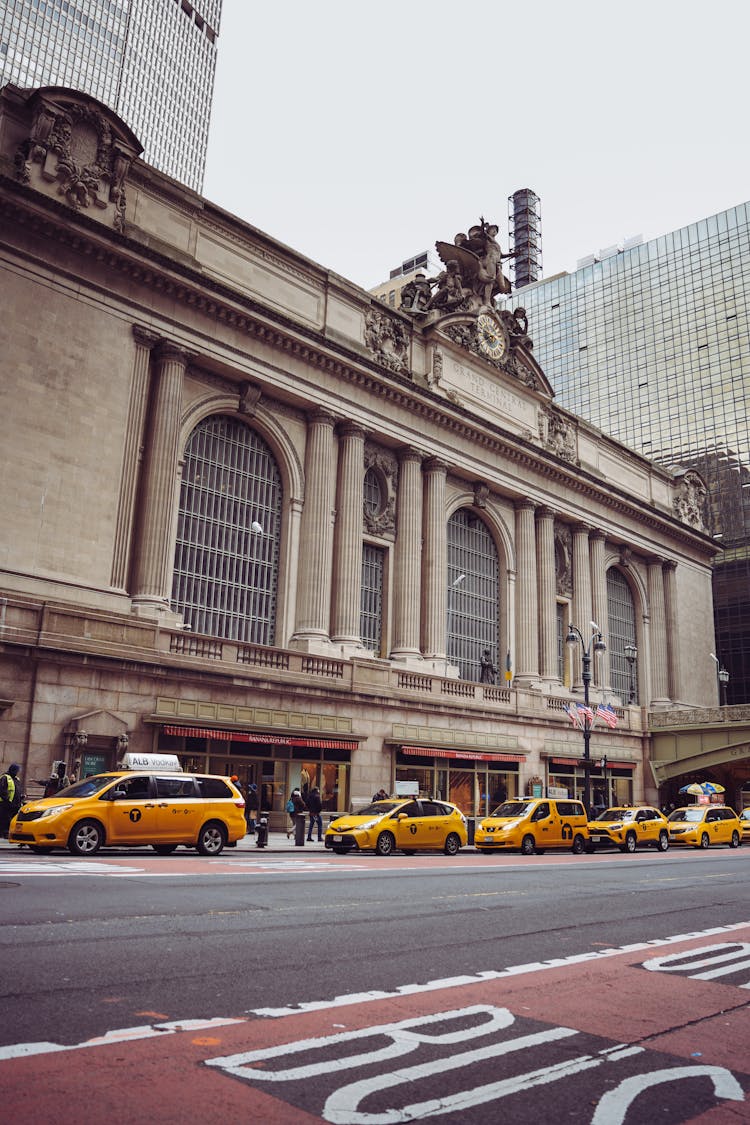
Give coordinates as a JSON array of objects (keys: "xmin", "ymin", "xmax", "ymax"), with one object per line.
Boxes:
[
  {"xmin": 710, "ymin": 652, "xmax": 730, "ymax": 708},
  {"xmin": 566, "ymin": 622, "xmax": 606, "ymax": 816},
  {"xmin": 624, "ymin": 643, "xmax": 637, "ymax": 704}
]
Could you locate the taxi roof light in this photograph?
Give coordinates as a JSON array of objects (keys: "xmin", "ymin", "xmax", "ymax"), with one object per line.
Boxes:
[{"xmin": 119, "ymin": 752, "xmax": 183, "ymax": 772}]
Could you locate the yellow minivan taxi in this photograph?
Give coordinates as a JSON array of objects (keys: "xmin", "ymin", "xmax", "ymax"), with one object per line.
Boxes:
[
  {"xmin": 667, "ymin": 804, "xmax": 742, "ymax": 849},
  {"xmin": 474, "ymin": 797, "xmax": 589, "ymax": 855},
  {"xmin": 9, "ymin": 754, "xmax": 246, "ymax": 857}
]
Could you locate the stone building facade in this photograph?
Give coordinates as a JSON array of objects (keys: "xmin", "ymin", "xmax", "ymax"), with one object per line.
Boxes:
[{"xmin": 0, "ymin": 86, "xmax": 720, "ymax": 823}]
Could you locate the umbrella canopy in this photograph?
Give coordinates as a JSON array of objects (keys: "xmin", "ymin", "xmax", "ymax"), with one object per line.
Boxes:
[{"xmin": 678, "ymin": 781, "xmax": 725, "ymax": 795}]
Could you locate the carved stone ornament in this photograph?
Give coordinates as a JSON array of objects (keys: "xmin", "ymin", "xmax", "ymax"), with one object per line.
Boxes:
[
  {"xmin": 364, "ymin": 308, "xmax": 410, "ymax": 374},
  {"xmin": 554, "ymin": 524, "xmax": 573, "ymax": 598},
  {"xmin": 672, "ymin": 468, "xmax": 709, "ymax": 533},
  {"xmin": 14, "ymin": 88, "xmax": 142, "ymax": 231},
  {"xmin": 441, "ymin": 310, "xmax": 541, "ymax": 390},
  {"xmin": 363, "ymin": 445, "xmax": 398, "ymax": 536},
  {"xmin": 238, "ymin": 381, "xmax": 262, "ymax": 417},
  {"xmin": 473, "ymin": 482, "xmax": 490, "ymax": 509},
  {"xmin": 540, "ymin": 408, "xmax": 577, "ymax": 462}
]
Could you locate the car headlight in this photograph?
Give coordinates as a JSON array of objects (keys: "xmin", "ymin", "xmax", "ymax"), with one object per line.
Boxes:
[
  {"xmin": 37, "ymin": 803, "xmax": 75, "ymax": 819},
  {"xmin": 357, "ymin": 819, "xmax": 381, "ymax": 831}
]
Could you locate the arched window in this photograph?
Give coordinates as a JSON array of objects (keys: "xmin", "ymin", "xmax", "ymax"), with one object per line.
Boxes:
[
  {"xmin": 607, "ymin": 568, "xmax": 637, "ymax": 702},
  {"xmin": 171, "ymin": 415, "xmax": 282, "ymax": 643},
  {"xmin": 446, "ymin": 509, "xmax": 500, "ymax": 681}
]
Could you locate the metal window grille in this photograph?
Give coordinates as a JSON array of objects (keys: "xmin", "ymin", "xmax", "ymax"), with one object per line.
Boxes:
[
  {"xmin": 360, "ymin": 543, "xmax": 384, "ymax": 654},
  {"xmin": 171, "ymin": 415, "xmax": 281, "ymax": 643},
  {"xmin": 607, "ymin": 568, "xmax": 637, "ymax": 702},
  {"xmin": 363, "ymin": 467, "xmax": 382, "ymax": 517},
  {"xmin": 557, "ymin": 604, "xmax": 567, "ymax": 683},
  {"xmin": 446, "ymin": 510, "xmax": 500, "ymax": 681}
]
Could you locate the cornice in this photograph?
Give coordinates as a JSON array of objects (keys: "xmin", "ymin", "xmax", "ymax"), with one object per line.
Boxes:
[{"xmin": 0, "ymin": 178, "xmax": 713, "ymax": 555}]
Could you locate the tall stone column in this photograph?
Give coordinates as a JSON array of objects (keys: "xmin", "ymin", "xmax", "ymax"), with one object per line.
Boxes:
[
  {"xmin": 648, "ymin": 557, "xmax": 670, "ymax": 704},
  {"xmin": 589, "ymin": 530, "xmax": 609, "ymax": 689},
  {"xmin": 663, "ymin": 561, "xmax": 681, "ymax": 703},
  {"xmin": 422, "ymin": 458, "xmax": 447, "ymax": 660},
  {"xmin": 291, "ymin": 409, "xmax": 336, "ymax": 646},
  {"xmin": 331, "ymin": 422, "xmax": 365, "ymax": 646},
  {"xmin": 514, "ymin": 499, "xmax": 539, "ymax": 686},
  {"xmin": 112, "ymin": 326, "xmax": 158, "ymax": 590},
  {"xmin": 536, "ymin": 506, "xmax": 558, "ymax": 684},
  {"xmin": 570, "ymin": 523, "xmax": 593, "ymax": 690},
  {"xmin": 131, "ymin": 341, "xmax": 189, "ymax": 616},
  {"xmin": 391, "ymin": 448, "xmax": 423, "ymax": 661}
]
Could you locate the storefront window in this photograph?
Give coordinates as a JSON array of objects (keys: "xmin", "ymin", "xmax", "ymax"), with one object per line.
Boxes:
[{"xmin": 395, "ymin": 754, "xmax": 519, "ymax": 816}]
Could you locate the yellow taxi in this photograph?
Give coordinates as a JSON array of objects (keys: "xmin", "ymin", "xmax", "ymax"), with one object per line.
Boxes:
[
  {"xmin": 586, "ymin": 805, "xmax": 669, "ymax": 853},
  {"xmin": 9, "ymin": 753, "xmax": 246, "ymax": 857},
  {"xmin": 667, "ymin": 804, "xmax": 742, "ymax": 849},
  {"xmin": 324, "ymin": 797, "xmax": 467, "ymax": 856},
  {"xmin": 474, "ymin": 797, "xmax": 589, "ymax": 855},
  {"xmin": 741, "ymin": 808, "xmax": 750, "ymax": 843}
]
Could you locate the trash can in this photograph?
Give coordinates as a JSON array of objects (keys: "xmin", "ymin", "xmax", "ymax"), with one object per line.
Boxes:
[
  {"xmin": 294, "ymin": 812, "xmax": 306, "ymax": 846},
  {"xmin": 255, "ymin": 815, "xmax": 268, "ymax": 848},
  {"xmin": 466, "ymin": 818, "xmax": 476, "ymax": 846}
]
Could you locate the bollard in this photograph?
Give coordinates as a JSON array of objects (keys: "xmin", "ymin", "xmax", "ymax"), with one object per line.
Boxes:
[
  {"xmin": 294, "ymin": 812, "xmax": 306, "ymax": 846},
  {"xmin": 255, "ymin": 815, "xmax": 268, "ymax": 848}
]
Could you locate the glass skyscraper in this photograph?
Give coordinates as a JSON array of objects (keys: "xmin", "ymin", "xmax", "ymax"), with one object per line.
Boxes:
[
  {"xmin": 0, "ymin": 0, "xmax": 221, "ymax": 192},
  {"xmin": 503, "ymin": 203, "xmax": 750, "ymax": 705}
]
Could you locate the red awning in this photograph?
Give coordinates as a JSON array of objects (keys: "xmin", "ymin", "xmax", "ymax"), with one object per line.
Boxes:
[
  {"xmin": 162, "ymin": 726, "xmax": 356, "ymax": 750},
  {"xmin": 401, "ymin": 746, "xmax": 524, "ymax": 763},
  {"xmin": 550, "ymin": 756, "xmax": 634, "ymax": 770}
]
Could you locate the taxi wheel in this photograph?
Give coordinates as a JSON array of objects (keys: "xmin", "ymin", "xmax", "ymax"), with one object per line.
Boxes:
[
  {"xmin": 699, "ymin": 832, "xmax": 710, "ymax": 849},
  {"xmin": 68, "ymin": 819, "xmax": 104, "ymax": 856},
  {"xmin": 657, "ymin": 831, "xmax": 669, "ymax": 851},
  {"xmin": 374, "ymin": 831, "xmax": 395, "ymax": 856},
  {"xmin": 520, "ymin": 834, "xmax": 536, "ymax": 856},
  {"xmin": 152, "ymin": 845, "xmax": 177, "ymax": 855},
  {"xmin": 444, "ymin": 832, "xmax": 461, "ymax": 856},
  {"xmin": 730, "ymin": 830, "xmax": 740, "ymax": 848},
  {"xmin": 623, "ymin": 832, "xmax": 637, "ymax": 854},
  {"xmin": 196, "ymin": 821, "xmax": 227, "ymax": 856},
  {"xmin": 571, "ymin": 835, "xmax": 585, "ymax": 855}
]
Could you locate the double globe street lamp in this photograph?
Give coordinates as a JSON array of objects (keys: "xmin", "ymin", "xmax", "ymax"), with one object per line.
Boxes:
[{"xmin": 566, "ymin": 621, "xmax": 607, "ymax": 815}]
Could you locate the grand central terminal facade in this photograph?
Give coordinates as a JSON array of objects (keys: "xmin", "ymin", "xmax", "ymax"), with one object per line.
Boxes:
[{"xmin": 1, "ymin": 84, "xmax": 742, "ymax": 824}]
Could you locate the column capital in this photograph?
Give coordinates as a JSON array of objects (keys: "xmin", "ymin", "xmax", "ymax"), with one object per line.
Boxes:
[
  {"xmin": 337, "ymin": 420, "xmax": 366, "ymax": 440},
  {"xmin": 397, "ymin": 445, "xmax": 423, "ymax": 465},
  {"xmin": 308, "ymin": 407, "xmax": 336, "ymax": 428},
  {"xmin": 423, "ymin": 456, "xmax": 448, "ymax": 475},
  {"xmin": 154, "ymin": 340, "xmax": 194, "ymax": 366},
  {"xmin": 589, "ymin": 529, "xmax": 606, "ymax": 544},
  {"xmin": 132, "ymin": 324, "xmax": 160, "ymax": 349},
  {"xmin": 514, "ymin": 497, "xmax": 536, "ymax": 513},
  {"xmin": 535, "ymin": 505, "xmax": 556, "ymax": 521}
]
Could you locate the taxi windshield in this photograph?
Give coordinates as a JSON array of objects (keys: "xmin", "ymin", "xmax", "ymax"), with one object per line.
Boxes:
[
  {"xmin": 489, "ymin": 801, "xmax": 533, "ymax": 818},
  {"xmin": 54, "ymin": 775, "xmax": 120, "ymax": 799},
  {"xmin": 668, "ymin": 807, "xmax": 703, "ymax": 822},
  {"xmin": 354, "ymin": 801, "xmax": 401, "ymax": 817},
  {"xmin": 595, "ymin": 808, "xmax": 634, "ymax": 821}
]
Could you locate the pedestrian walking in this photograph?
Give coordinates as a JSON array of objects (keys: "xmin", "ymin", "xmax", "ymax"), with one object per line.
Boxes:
[
  {"xmin": 245, "ymin": 782, "xmax": 259, "ymax": 834},
  {"xmin": 43, "ymin": 761, "xmax": 68, "ymax": 798},
  {"xmin": 372, "ymin": 788, "xmax": 388, "ymax": 802},
  {"xmin": 306, "ymin": 786, "xmax": 324, "ymax": 842},
  {"xmin": 0, "ymin": 763, "xmax": 23, "ymax": 838}
]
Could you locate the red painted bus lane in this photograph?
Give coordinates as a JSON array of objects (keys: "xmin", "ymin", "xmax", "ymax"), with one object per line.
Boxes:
[{"xmin": 3, "ymin": 925, "xmax": 749, "ymax": 1123}]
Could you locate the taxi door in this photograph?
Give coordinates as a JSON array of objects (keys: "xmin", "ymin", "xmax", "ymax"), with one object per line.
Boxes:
[
  {"xmin": 392, "ymin": 800, "xmax": 423, "ymax": 849},
  {"xmin": 106, "ymin": 775, "xmax": 160, "ymax": 844},
  {"xmin": 530, "ymin": 801, "xmax": 558, "ymax": 847},
  {"xmin": 417, "ymin": 800, "xmax": 449, "ymax": 848},
  {"xmin": 635, "ymin": 809, "xmax": 657, "ymax": 845},
  {"xmin": 153, "ymin": 775, "xmax": 201, "ymax": 842}
]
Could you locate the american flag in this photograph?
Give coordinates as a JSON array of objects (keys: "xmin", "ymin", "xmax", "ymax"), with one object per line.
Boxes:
[
  {"xmin": 577, "ymin": 703, "xmax": 595, "ymax": 723},
  {"xmin": 596, "ymin": 703, "xmax": 619, "ymax": 729},
  {"xmin": 563, "ymin": 703, "xmax": 582, "ymax": 729}
]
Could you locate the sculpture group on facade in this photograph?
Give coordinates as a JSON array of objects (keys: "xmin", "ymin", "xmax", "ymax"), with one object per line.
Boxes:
[{"xmin": 400, "ymin": 217, "xmax": 515, "ymax": 315}]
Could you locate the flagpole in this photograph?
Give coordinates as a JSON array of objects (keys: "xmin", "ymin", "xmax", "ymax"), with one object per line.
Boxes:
[{"xmin": 565, "ymin": 622, "xmax": 607, "ymax": 816}]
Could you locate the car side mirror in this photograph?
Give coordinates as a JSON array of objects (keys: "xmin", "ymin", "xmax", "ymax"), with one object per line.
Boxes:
[
  {"xmin": 397, "ymin": 813, "xmax": 408, "ymax": 820},
  {"xmin": 112, "ymin": 788, "xmax": 127, "ymax": 800}
]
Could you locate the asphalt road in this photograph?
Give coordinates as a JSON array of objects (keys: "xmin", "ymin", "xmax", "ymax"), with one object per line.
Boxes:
[{"xmin": 1, "ymin": 845, "xmax": 748, "ymax": 1049}]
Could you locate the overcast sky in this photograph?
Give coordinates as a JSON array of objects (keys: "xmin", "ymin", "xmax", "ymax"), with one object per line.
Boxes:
[{"xmin": 202, "ymin": 0, "xmax": 750, "ymax": 292}]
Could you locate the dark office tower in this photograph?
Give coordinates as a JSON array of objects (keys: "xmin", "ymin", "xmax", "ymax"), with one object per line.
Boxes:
[
  {"xmin": 508, "ymin": 188, "xmax": 542, "ymax": 289},
  {"xmin": 0, "ymin": 0, "xmax": 221, "ymax": 193},
  {"xmin": 500, "ymin": 204, "xmax": 750, "ymax": 704}
]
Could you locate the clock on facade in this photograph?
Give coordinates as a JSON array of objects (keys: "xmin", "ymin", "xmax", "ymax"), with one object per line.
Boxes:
[{"xmin": 476, "ymin": 312, "xmax": 508, "ymax": 361}]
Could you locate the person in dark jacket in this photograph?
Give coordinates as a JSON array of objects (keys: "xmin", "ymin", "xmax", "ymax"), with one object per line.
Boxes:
[
  {"xmin": 245, "ymin": 782, "xmax": 259, "ymax": 833},
  {"xmin": 306, "ymin": 786, "xmax": 323, "ymax": 842}
]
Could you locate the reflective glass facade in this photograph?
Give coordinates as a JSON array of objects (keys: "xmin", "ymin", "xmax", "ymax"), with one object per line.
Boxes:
[
  {"xmin": 502, "ymin": 204, "xmax": 750, "ymax": 703},
  {"xmin": 0, "ymin": 0, "xmax": 220, "ymax": 191}
]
